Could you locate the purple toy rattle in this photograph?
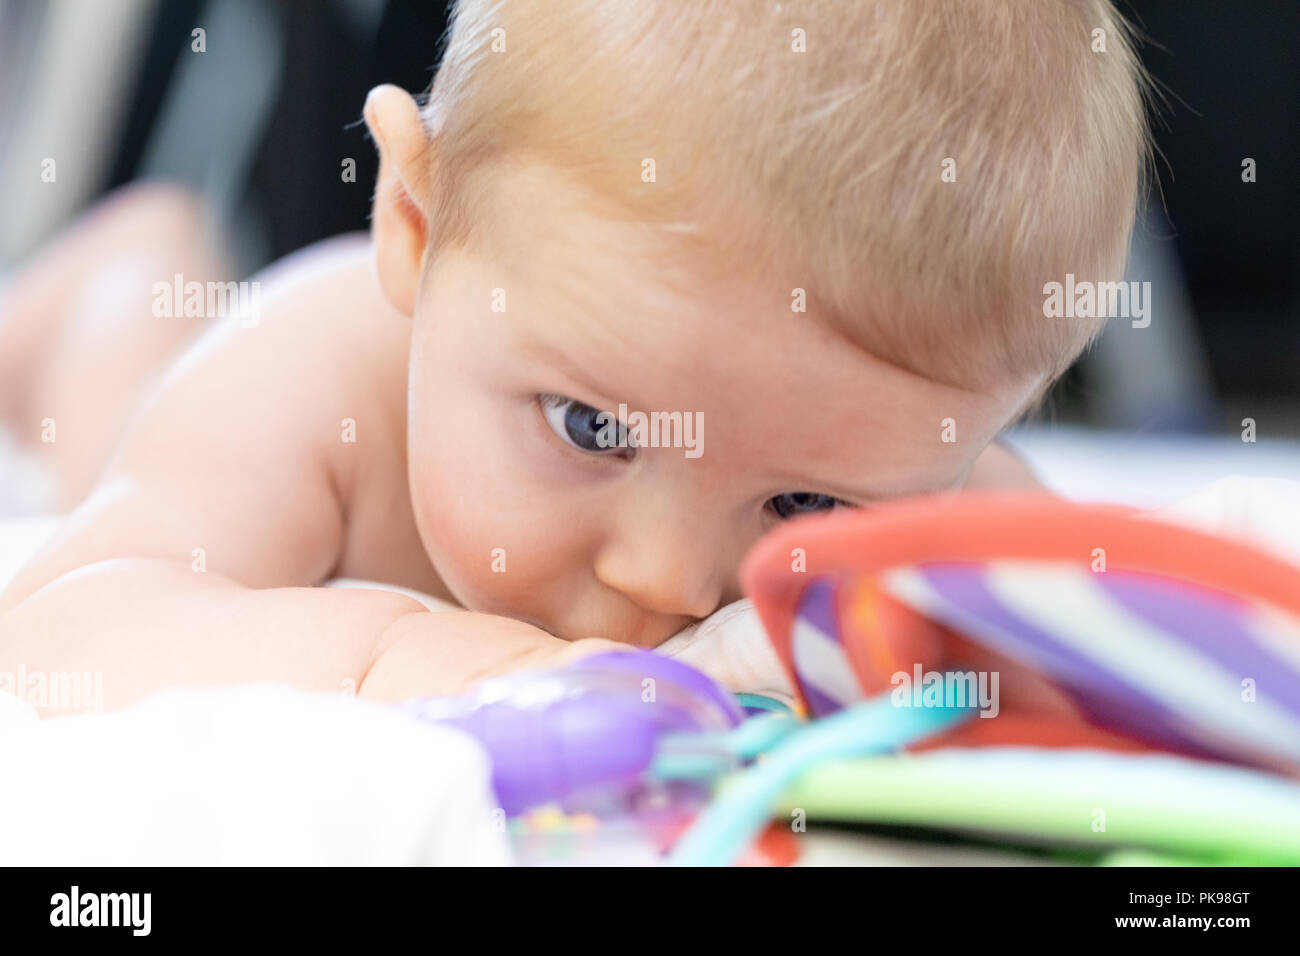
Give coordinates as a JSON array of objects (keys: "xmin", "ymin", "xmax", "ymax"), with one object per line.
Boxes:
[{"xmin": 403, "ymin": 650, "xmax": 744, "ymax": 815}]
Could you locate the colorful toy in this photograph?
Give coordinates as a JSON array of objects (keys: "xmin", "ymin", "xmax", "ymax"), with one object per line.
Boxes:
[
  {"xmin": 403, "ymin": 650, "xmax": 744, "ymax": 816},
  {"xmin": 742, "ymin": 492, "xmax": 1300, "ymax": 775},
  {"xmin": 668, "ymin": 492, "xmax": 1300, "ymax": 865},
  {"xmin": 667, "ymin": 694, "xmax": 974, "ymax": 865},
  {"xmin": 775, "ymin": 747, "xmax": 1300, "ymax": 865}
]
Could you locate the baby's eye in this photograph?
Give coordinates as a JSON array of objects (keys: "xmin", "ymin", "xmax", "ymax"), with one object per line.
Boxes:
[
  {"xmin": 767, "ymin": 492, "xmax": 843, "ymax": 519},
  {"xmin": 539, "ymin": 394, "xmax": 633, "ymax": 455}
]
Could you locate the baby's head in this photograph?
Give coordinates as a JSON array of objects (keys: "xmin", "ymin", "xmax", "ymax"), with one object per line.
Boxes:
[{"xmin": 364, "ymin": 0, "xmax": 1149, "ymax": 645}]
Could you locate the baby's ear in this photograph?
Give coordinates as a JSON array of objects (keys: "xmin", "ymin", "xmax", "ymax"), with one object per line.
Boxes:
[{"xmin": 364, "ymin": 85, "xmax": 432, "ymax": 317}]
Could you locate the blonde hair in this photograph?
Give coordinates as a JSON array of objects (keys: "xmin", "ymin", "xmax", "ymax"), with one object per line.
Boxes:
[{"xmin": 418, "ymin": 0, "xmax": 1151, "ymax": 390}]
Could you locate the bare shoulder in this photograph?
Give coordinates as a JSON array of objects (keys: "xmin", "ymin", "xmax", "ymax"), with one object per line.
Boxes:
[
  {"xmin": 233, "ymin": 234, "xmax": 413, "ymax": 497},
  {"xmin": 173, "ymin": 234, "xmax": 430, "ymax": 585},
  {"xmin": 248, "ymin": 237, "xmax": 438, "ymax": 588},
  {"xmin": 142, "ymin": 233, "xmax": 413, "ymax": 509},
  {"xmin": 3, "ymin": 236, "xmax": 423, "ymax": 609},
  {"xmin": 231, "ymin": 236, "xmax": 438, "ymax": 590}
]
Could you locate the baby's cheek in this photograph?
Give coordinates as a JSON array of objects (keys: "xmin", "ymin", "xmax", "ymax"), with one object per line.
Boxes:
[{"xmin": 408, "ymin": 444, "xmax": 574, "ymax": 616}]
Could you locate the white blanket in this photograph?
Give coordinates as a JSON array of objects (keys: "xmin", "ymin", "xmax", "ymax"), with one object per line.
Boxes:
[{"xmin": 0, "ymin": 683, "xmax": 512, "ymax": 865}]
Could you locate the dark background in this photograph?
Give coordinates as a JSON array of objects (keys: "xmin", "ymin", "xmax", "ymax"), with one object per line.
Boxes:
[{"xmin": 1121, "ymin": 0, "xmax": 1299, "ymax": 412}]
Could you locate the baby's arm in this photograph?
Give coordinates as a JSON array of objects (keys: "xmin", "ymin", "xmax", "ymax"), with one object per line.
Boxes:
[{"xmin": 0, "ymin": 557, "xmax": 615, "ymax": 715}]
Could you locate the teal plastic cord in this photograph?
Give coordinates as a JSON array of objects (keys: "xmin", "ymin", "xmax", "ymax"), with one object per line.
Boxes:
[
  {"xmin": 735, "ymin": 693, "xmax": 795, "ymax": 715},
  {"xmin": 667, "ymin": 696, "xmax": 977, "ymax": 866},
  {"xmin": 651, "ymin": 712, "xmax": 801, "ymax": 780}
]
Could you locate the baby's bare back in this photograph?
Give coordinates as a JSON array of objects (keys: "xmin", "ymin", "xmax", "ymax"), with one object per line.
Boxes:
[{"xmin": 6, "ymin": 235, "xmax": 444, "ymax": 609}]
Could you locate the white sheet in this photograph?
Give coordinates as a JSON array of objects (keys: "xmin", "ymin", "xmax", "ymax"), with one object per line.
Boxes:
[{"xmin": 0, "ymin": 683, "xmax": 511, "ymax": 865}]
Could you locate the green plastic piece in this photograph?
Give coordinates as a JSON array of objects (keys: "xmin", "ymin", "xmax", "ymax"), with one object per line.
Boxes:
[{"xmin": 775, "ymin": 748, "xmax": 1300, "ymax": 865}]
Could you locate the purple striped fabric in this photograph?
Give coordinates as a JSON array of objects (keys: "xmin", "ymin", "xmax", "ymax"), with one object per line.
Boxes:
[
  {"xmin": 797, "ymin": 576, "xmax": 841, "ymax": 641},
  {"xmin": 793, "ymin": 577, "xmax": 856, "ymax": 717},
  {"xmin": 916, "ymin": 563, "xmax": 1217, "ymax": 758},
  {"xmin": 785, "ymin": 559, "xmax": 1300, "ymax": 770},
  {"xmin": 1098, "ymin": 571, "xmax": 1300, "ymax": 719}
]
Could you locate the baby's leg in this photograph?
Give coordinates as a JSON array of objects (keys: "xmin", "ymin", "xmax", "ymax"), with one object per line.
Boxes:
[{"xmin": 0, "ymin": 182, "xmax": 233, "ymax": 508}]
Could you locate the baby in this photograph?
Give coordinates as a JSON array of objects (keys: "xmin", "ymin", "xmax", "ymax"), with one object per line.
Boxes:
[{"xmin": 0, "ymin": 0, "xmax": 1148, "ymax": 714}]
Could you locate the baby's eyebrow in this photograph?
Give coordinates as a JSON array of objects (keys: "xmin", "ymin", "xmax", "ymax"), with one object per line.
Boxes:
[{"xmin": 517, "ymin": 335, "xmax": 630, "ymax": 412}]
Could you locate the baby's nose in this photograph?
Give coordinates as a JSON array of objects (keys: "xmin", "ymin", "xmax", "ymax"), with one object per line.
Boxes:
[{"xmin": 593, "ymin": 528, "xmax": 724, "ymax": 622}]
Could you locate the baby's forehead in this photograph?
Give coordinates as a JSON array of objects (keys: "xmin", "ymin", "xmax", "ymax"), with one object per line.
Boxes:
[
  {"xmin": 464, "ymin": 161, "xmax": 713, "ymax": 283},
  {"xmin": 444, "ymin": 159, "xmax": 1026, "ymax": 407},
  {"xmin": 465, "ymin": 234, "xmax": 790, "ymax": 374},
  {"xmin": 462, "ymin": 164, "xmax": 782, "ymax": 308},
  {"xmin": 434, "ymin": 178, "xmax": 1015, "ymax": 400}
]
